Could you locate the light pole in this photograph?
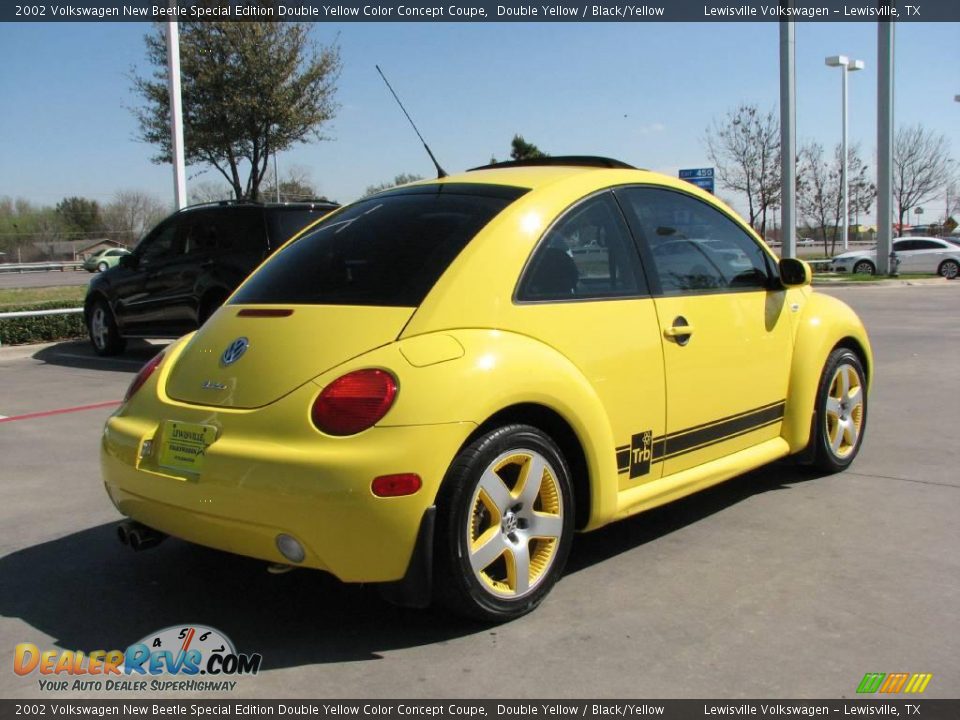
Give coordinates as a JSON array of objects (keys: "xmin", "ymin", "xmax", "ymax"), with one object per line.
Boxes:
[{"xmin": 826, "ymin": 55, "xmax": 864, "ymax": 252}]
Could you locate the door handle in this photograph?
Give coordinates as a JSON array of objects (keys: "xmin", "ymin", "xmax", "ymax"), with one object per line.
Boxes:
[{"xmin": 665, "ymin": 316, "xmax": 694, "ymax": 346}]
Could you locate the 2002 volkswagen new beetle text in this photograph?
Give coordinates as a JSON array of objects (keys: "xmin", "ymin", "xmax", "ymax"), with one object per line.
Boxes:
[{"xmin": 100, "ymin": 158, "xmax": 871, "ymax": 622}]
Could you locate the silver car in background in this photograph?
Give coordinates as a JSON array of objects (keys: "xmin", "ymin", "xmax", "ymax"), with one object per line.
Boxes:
[{"xmin": 831, "ymin": 236, "xmax": 960, "ymax": 278}]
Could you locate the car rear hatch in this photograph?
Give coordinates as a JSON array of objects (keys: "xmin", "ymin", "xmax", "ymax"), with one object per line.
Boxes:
[
  {"xmin": 164, "ymin": 305, "xmax": 413, "ymax": 408},
  {"xmin": 163, "ymin": 183, "xmax": 527, "ymax": 409}
]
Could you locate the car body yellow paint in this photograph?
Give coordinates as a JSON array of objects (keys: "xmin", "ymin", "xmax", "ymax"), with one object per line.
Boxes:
[{"xmin": 101, "ymin": 163, "xmax": 872, "ymax": 584}]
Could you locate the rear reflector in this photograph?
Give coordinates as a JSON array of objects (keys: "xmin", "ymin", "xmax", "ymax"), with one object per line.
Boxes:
[
  {"xmin": 237, "ymin": 308, "xmax": 294, "ymax": 318},
  {"xmin": 372, "ymin": 474, "xmax": 422, "ymax": 497}
]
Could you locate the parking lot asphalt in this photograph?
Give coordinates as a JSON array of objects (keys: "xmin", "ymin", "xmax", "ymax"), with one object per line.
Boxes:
[{"xmin": 0, "ymin": 284, "xmax": 957, "ymax": 700}]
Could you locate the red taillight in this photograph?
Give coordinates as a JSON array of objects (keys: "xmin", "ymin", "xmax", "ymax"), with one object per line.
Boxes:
[
  {"xmin": 311, "ymin": 369, "xmax": 398, "ymax": 436},
  {"xmin": 124, "ymin": 351, "xmax": 165, "ymax": 402},
  {"xmin": 372, "ymin": 473, "xmax": 422, "ymax": 497}
]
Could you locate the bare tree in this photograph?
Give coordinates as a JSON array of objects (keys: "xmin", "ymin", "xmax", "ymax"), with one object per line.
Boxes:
[
  {"xmin": 704, "ymin": 104, "xmax": 781, "ymax": 236},
  {"xmin": 188, "ymin": 181, "xmax": 234, "ymax": 205},
  {"xmin": 102, "ymin": 191, "xmax": 169, "ymax": 245},
  {"xmin": 261, "ymin": 164, "xmax": 330, "ymax": 202},
  {"xmin": 893, "ymin": 125, "xmax": 953, "ymax": 234},
  {"xmin": 798, "ymin": 142, "xmax": 875, "ymax": 255}
]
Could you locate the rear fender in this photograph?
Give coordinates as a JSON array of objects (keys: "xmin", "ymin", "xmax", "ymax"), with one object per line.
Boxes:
[{"xmin": 315, "ymin": 329, "xmax": 620, "ymax": 530}]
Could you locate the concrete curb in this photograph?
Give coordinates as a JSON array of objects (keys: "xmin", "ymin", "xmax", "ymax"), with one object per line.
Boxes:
[{"xmin": 813, "ymin": 277, "xmax": 955, "ymax": 288}]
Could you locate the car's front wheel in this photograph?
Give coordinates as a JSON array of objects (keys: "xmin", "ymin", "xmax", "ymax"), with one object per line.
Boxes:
[
  {"xmin": 88, "ymin": 299, "xmax": 126, "ymax": 356},
  {"xmin": 938, "ymin": 259, "xmax": 959, "ymax": 279},
  {"xmin": 852, "ymin": 260, "xmax": 875, "ymax": 275},
  {"xmin": 434, "ymin": 424, "xmax": 574, "ymax": 623},
  {"xmin": 97, "ymin": 261, "xmax": 109, "ymax": 273},
  {"xmin": 809, "ymin": 348, "xmax": 867, "ymax": 473}
]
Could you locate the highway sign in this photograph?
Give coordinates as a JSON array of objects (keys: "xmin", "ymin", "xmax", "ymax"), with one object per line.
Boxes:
[{"xmin": 679, "ymin": 167, "xmax": 715, "ymax": 194}]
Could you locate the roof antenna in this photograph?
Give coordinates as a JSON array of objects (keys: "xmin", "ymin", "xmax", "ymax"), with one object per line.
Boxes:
[{"xmin": 376, "ymin": 65, "xmax": 447, "ymax": 179}]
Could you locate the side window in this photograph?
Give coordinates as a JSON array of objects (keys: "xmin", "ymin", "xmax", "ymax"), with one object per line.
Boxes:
[
  {"xmin": 136, "ymin": 222, "xmax": 180, "ymax": 265},
  {"xmin": 517, "ymin": 192, "xmax": 645, "ymax": 301},
  {"xmin": 893, "ymin": 240, "xmax": 915, "ymax": 251},
  {"xmin": 214, "ymin": 209, "xmax": 266, "ymax": 255},
  {"xmin": 913, "ymin": 240, "xmax": 943, "ymax": 251},
  {"xmin": 617, "ymin": 187, "xmax": 773, "ymax": 295}
]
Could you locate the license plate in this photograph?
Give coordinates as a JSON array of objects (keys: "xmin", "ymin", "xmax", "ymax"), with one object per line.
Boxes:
[{"xmin": 158, "ymin": 421, "xmax": 217, "ymax": 474}]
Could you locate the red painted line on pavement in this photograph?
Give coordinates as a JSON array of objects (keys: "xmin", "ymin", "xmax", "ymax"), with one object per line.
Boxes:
[{"xmin": 0, "ymin": 400, "xmax": 122, "ymax": 424}]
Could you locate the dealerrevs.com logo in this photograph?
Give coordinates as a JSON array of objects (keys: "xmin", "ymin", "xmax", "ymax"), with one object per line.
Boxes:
[{"xmin": 13, "ymin": 625, "xmax": 262, "ymax": 693}]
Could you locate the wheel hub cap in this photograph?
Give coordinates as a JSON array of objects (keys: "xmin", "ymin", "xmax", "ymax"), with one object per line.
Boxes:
[
  {"xmin": 501, "ymin": 511, "xmax": 519, "ymax": 535},
  {"xmin": 466, "ymin": 449, "xmax": 564, "ymax": 599}
]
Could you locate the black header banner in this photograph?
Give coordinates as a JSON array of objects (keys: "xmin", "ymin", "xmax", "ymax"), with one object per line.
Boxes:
[
  {"xmin": 3, "ymin": 700, "xmax": 960, "ymax": 720},
  {"xmin": 3, "ymin": 0, "xmax": 959, "ymax": 22}
]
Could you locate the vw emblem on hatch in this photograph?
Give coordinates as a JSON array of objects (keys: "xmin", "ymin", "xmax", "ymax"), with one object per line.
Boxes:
[{"xmin": 220, "ymin": 337, "xmax": 249, "ymax": 366}]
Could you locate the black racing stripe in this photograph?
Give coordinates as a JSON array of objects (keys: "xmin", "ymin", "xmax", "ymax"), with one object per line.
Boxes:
[
  {"xmin": 660, "ymin": 416, "xmax": 783, "ymax": 462},
  {"xmin": 662, "ymin": 403, "xmax": 785, "ymax": 460},
  {"xmin": 666, "ymin": 399, "xmax": 786, "ymax": 438},
  {"xmin": 615, "ymin": 400, "xmax": 786, "ymax": 474}
]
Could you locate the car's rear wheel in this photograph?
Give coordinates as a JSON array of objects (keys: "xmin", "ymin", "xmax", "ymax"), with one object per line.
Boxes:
[
  {"xmin": 88, "ymin": 299, "xmax": 126, "ymax": 356},
  {"xmin": 938, "ymin": 259, "xmax": 959, "ymax": 279},
  {"xmin": 97, "ymin": 261, "xmax": 109, "ymax": 273},
  {"xmin": 810, "ymin": 348, "xmax": 867, "ymax": 473},
  {"xmin": 852, "ymin": 260, "xmax": 875, "ymax": 275},
  {"xmin": 434, "ymin": 424, "xmax": 574, "ymax": 623}
]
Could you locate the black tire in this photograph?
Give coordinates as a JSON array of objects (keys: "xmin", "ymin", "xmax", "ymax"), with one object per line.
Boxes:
[
  {"xmin": 97, "ymin": 261, "xmax": 109, "ymax": 273},
  {"xmin": 87, "ymin": 298, "xmax": 126, "ymax": 356},
  {"xmin": 434, "ymin": 424, "xmax": 575, "ymax": 623},
  {"xmin": 938, "ymin": 260, "xmax": 959, "ymax": 280},
  {"xmin": 852, "ymin": 260, "xmax": 875, "ymax": 275},
  {"xmin": 809, "ymin": 348, "xmax": 868, "ymax": 473}
]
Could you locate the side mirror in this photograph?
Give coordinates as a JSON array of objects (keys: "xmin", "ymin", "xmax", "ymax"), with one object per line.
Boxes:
[
  {"xmin": 779, "ymin": 257, "xmax": 811, "ymax": 287},
  {"xmin": 119, "ymin": 254, "xmax": 137, "ymax": 269}
]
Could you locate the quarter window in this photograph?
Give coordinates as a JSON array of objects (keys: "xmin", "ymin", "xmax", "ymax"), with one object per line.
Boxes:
[
  {"xmin": 617, "ymin": 188, "xmax": 773, "ymax": 295},
  {"xmin": 517, "ymin": 192, "xmax": 645, "ymax": 301}
]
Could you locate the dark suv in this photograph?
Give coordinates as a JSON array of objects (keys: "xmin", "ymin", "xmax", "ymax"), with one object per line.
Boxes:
[{"xmin": 85, "ymin": 201, "xmax": 337, "ymax": 355}]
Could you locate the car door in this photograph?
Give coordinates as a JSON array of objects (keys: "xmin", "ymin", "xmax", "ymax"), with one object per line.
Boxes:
[
  {"xmin": 616, "ymin": 187, "xmax": 793, "ymax": 477},
  {"xmin": 897, "ymin": 238, "xmax": 948, "ymax": 273},
  {"xmin": 512, "ymin": 191, "xmax": 666, "ymax": 490},
  {"xmin": 111, "ymin": 218, "xmax": 180, "ymax": 333}
]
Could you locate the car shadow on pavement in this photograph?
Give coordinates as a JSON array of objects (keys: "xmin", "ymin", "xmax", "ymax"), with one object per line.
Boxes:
[
  {"xmin": 565, "ymin": 459, "xmax": 816, "ymax": 575},
  {"xmin": 0, "ymin": 460, "xmax": 826, "ymax": 669},
  {"xmin": 32, "ymin": 339, "xmax": 169, "ymax": 373}
]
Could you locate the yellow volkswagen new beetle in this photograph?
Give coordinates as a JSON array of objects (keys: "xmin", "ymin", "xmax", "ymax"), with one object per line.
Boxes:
[{"xmin": 101, "ymin": 158, "xmax": 871, "ymax": 622}]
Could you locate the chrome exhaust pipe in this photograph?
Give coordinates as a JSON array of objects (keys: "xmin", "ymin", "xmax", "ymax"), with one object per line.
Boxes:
[{"xmin": 117, "ymin": 521, "xmax": 166, "ymax": 551}]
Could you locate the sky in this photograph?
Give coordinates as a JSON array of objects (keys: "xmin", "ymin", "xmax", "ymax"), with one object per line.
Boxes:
[{"xmin": 0, "ymin": 20, "xmax": 958, "ymax": 222}]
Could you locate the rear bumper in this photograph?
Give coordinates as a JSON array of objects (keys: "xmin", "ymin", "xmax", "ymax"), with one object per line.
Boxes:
[{"xmin": 101, "ymin": 404, "xmax": 474, "ymax": 583}]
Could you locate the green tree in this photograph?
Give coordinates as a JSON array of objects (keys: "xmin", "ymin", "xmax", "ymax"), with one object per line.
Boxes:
[
  {"xmin": 510, "ymin": 135, "xmax": 549, "ymax": 161},
  {"xmin": 363, "ymin": 173, "xmax": 424, "ymax": 198},
  {"xmin": 132, "ymin": 22, "xmax": 341, "ymax": 201},
  {"xmin": 56, "ymin": 197, "xmax": 102, "ymax": 237}
]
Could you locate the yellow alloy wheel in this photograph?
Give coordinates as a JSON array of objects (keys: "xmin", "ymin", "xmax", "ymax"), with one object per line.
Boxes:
[
  {"xmin": 824, "ymin": 362, "xmax": 865, "ymax": 459},
  {"xmin": 467, "ymin": 449, "xmax": 564, "ymax": 599}
]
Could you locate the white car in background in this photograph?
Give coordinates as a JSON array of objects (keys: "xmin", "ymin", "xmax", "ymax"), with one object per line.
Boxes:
[{"xmin": 831, "ymin": 236, "xmax": 960, "ymax": 278}]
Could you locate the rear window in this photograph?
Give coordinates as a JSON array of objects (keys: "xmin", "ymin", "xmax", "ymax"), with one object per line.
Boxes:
[
  {"xmin": 232, "ymin": 185, "xmax": 525, "ymax": 307},
  {"xmin": 266, "ymin": 206, "xmax": 336, "ymax": 249}
]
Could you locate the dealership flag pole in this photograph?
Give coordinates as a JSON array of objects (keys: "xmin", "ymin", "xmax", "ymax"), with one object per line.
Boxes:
[
  {"xmin": 779, "ymin": 17, "xmax": 796, "ymax": 259},
  {"xmin": 166, "ymin": 19, "xmax": 187, "ymax": 210}
]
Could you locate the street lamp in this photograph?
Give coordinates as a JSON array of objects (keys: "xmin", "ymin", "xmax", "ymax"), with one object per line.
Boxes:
[{"xmin": 826, "ymin": 55, "xmax": 865, "ymax": 251}]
